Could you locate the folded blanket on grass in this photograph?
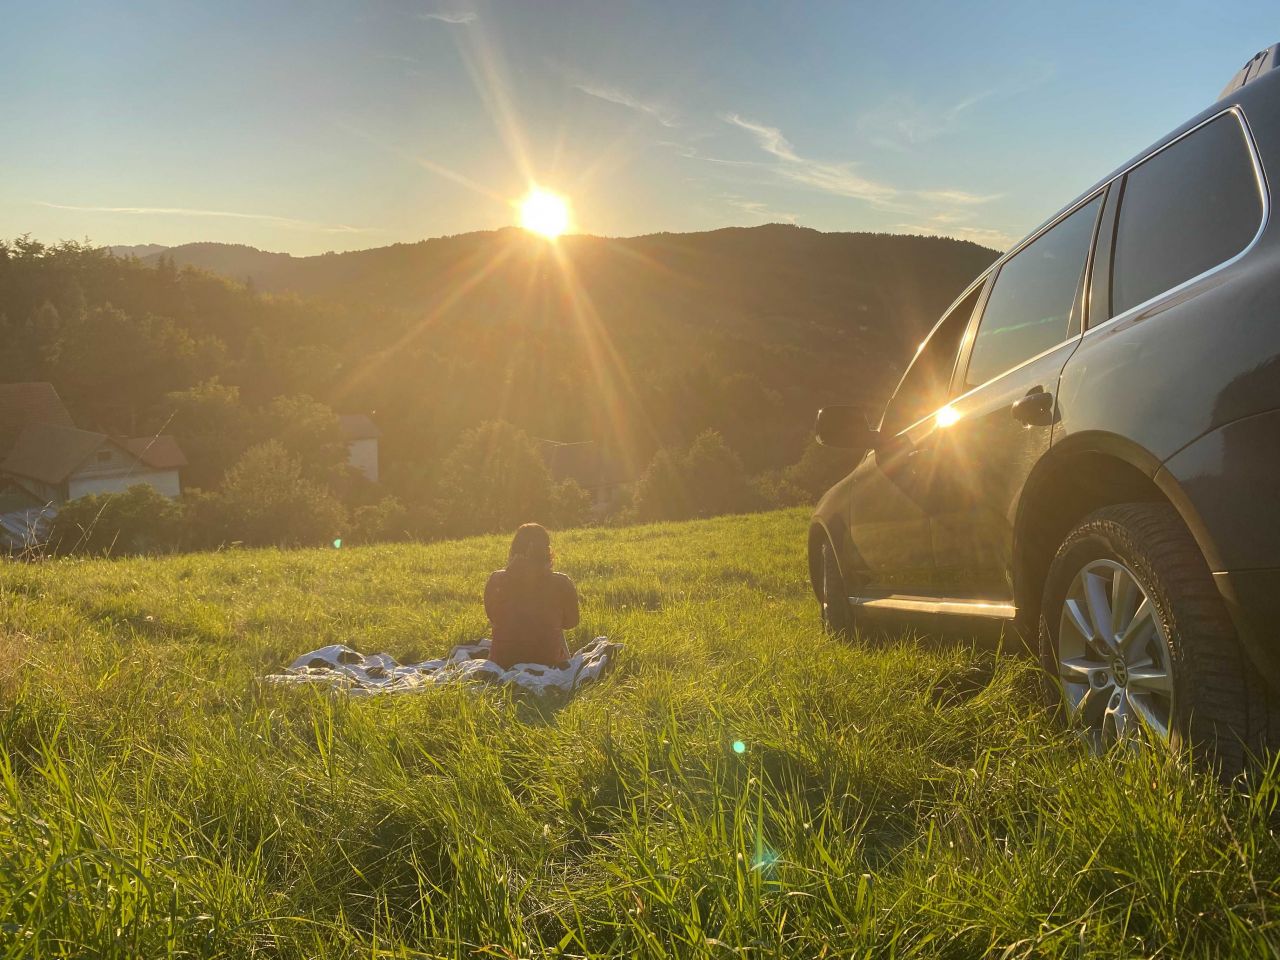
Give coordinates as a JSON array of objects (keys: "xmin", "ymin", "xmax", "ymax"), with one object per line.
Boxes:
[{"xmin": 265, "ymin": 636, "xmax": 621, "ymax": 699}]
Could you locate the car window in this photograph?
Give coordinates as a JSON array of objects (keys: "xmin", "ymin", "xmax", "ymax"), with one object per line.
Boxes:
[
  {"xmin": 1109, "ymin": 113, "xmax": 1262, "ymax": 319},
  {"xmin": 881, "ymin": 282, "xmax": 983, "ymax": 435},
  {"xmin": 964, "ymin": 196, "xmax": 1100, "ymax": 389}
]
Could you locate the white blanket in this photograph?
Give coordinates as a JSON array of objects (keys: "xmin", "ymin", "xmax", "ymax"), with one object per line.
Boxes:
[{"xmin": 265, "ymin": 636, "xmax": 621, "ymax": 699}]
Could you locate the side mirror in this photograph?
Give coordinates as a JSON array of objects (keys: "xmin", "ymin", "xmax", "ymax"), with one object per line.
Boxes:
[{"xmin": 814, "ymin": 405, "xmax": 878, "ymax": 451}]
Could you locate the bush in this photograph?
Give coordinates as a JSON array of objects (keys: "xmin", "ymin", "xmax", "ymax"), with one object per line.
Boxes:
[
  {"xmin": 351, "ymin": 496, "xmax": 409, "ymax": 544},
  {"xmin": 632, "ymin": 430, "xmax": 759, "ymax": 522},
  {"xmin": 48, "ymin": 484, "xmax": 184, "ymax": 556},
  {"xmin": 193, "ymin": 440, "xmax": 347, "ymax": 548},
  {"xmin": 434, "ymin": 421, "xmax": 554, "ymax": 537},
  {"xmin": 550, "ymin": 478, "xmax": 593, "ymax": 529}
]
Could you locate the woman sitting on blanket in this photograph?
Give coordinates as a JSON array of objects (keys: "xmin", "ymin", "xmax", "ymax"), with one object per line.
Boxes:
[{"xmin": 484, "ymin": 523, "xmax": 580, "ymax": 669}]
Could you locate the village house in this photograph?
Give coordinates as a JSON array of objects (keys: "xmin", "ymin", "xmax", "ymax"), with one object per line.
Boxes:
[
  {"xmin": 339, "ymin": 413, "xmax": 381, "ymax": 483},
  {"xmin": 535, "ymin": 438, "xmax": 632, "ymax": 515},
  {"xmin": 0, "ymin": 382, "xmax": 187, "ymax": 507},
  {"xmin": 2, "ymin": 425, "xmax": 187, "ymax": 505}
]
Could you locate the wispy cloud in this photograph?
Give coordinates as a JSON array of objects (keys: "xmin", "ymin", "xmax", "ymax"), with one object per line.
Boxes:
[
  {"xmin": 35, "ymin": 201, "xmax": 375, "ymax": 235},
  {"xmin": 859, "ymin": 64, "xmax": 1055, "ymax": 152},
  {"xmin": 573, "ymin": 81, "xmax": 678, "ymax": 127},
  {"xmin": 896, "ymin": 220, "xmax": 1013, "ymax": 250},
  {"xmin": 859, "ymin": 91, "xmax": 994, "ymax": 151},
  {"xmin": 915, "ymin": 188, "xmax": 1002, "ymax": 206},
  {"xmin": 419, "ymin": 10, "xmax": 475, "ymax": 24},
  {"xmin": 721, "ymin": 113, "xmax": 899, "ymax": 205},
  {"xmin": 719, "ymin": 194, "xmax": 797, "ymax": 224}
]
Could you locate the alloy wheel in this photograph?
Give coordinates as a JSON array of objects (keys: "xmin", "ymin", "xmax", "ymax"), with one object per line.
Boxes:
[{"xmin": 1056, "ymin": 559, "xmax": 1175, "ymax": 750}]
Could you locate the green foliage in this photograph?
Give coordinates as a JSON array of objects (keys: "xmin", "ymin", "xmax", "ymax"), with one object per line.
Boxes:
[
  {"xmin": 632, "ymin": 430, "xmax": 759, "ymax": 521},
  {"xmin": 192, "ymin": 440, "xmax": 346, "ymax": 548},
  {"xmin": 257, "ymin": 393, "xmax": 346, "ymax": 479},
  {"xmin": 0, "ymin": 508, "xmax": 1277, "ymax": 957},
  {"xmin": 550, "ymin": 477, "xmax": 593, "ymax": 528},
  {"xmin": 351, "ymin": 495, "xmax": 409, "ymax": 544},
  {"xmin": 758, "ymin": 438, "xmax": 858, "ymax": 507},
  {"xmin": 47, "ymin": 483, "xmax": 184, "ymax": 556},
  {"xmin": 0, "ymin": 232, "xmax": 997, "ymax": 534},
  {"xmin": 156, "ymin": 378, "xmax": 253, "ymax": 489},
  {"xmin": 434, "ymin": 420, "xmax": 554, "ymax": 537}
]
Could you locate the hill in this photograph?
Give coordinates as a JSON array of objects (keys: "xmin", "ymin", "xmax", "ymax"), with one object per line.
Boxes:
[
  {"xmin": 2, "ymin": 506, "xmax": 1276, "ymax": 956},
  {"xmin": 134, "ymin": 225, "xmax": 997, "ymax": 473},
  {"xmin": 3, "ymin": 227, "xmax": 996, "ymax": 516}
]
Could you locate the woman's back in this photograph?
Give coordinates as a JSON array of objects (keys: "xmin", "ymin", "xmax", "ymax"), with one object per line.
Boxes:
[{"xmin": 484, "ymin": 565, "xmax": 579, "ymax": 669}]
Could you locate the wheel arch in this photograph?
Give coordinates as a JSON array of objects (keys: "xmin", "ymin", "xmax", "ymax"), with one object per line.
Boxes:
[{"xmin": 1012, "ymin": 431, "xmax": 1223, "ymax": 635}]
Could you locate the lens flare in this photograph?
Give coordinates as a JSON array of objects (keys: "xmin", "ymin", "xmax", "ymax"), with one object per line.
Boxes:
[
  {"xmin": 732, "ymin": 740, "xmax": 747, "ymax": 754},
  {"xmin": 935, "ymin": 405, "xmax": 962, "ymax": 428}
]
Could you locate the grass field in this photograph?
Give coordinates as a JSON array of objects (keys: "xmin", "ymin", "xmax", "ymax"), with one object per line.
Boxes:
[{"xmin": 2, "ymin": 506, "xmax": 1279, "ymax": 958}]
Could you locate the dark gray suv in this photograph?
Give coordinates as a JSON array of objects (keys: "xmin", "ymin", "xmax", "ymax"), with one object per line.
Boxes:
[{"xmin": 809, "ymin": 45, "xmax": 1280, "ymax": 773}]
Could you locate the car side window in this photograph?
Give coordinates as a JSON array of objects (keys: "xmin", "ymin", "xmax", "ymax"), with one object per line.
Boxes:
[
  {"xmin": 880, "ymin": 283, "xmax": 983, "ymax": 435},
  {"xmin": 1108, "ymin": 113, "xmax": 1263, "ymax": 319},
  {"xmin": 963, "ymin": 196, "xmax": 1101, "ymax": 389}
]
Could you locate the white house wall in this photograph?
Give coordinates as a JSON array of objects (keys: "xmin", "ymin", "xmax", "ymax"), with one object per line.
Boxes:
[
  {"xmin": 68, "ymin": 469, "xmax": 181, "ymax": 501},
  {"xmin": 347, "ymin": 438, "xmax": 379, "ymax": 483}
]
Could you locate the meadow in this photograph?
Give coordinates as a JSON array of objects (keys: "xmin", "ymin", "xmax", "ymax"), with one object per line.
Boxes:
[{"xmin": 2, "ymin": 506, "xmax": 1279, "ymax": 958}]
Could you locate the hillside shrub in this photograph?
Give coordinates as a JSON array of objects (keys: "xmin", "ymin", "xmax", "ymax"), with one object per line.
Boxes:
[
  {"xmin": 632, "ymin": 430, "xmax": 759, "ymax": 521},
  {"xmin": 193, "ymin": 440, "xmax": 346, "ymax": 548},
  {"xmin": 434, "ymin": 420, "xmax": 554, "ymax": 537},
  {"xmin": 48, "ymin": 484, "xmax": 184, "ymax": 556}
]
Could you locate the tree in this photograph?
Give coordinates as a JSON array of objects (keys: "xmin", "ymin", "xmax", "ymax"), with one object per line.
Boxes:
[
  {"xmin": 256, "ymin": 394, "xmax": 346, "ymax": 480},
  {"xmin": 157, "ymin": 379, "xmax": 253, "ymax": 489},
  {"xmin": 683, "ymin": 429, "xmax": 757, "ymax": 517},
  {"xmin": 550, "ymin": 478, "xmax": 593, "ymax": 529},
  {"xmin": 197, "ymin": 440, "xmax": 346, "ymax": 548},
  {"xmin": 434, "ymin": 420, "xmax": 554, "ymax": 536},
  {"xmin": 631, "ymin": 430, "xmax": 758, "ymax": 522},
  {"xmin": 631, "ymin": 448, "xmax": 690, "ymax": 521}
]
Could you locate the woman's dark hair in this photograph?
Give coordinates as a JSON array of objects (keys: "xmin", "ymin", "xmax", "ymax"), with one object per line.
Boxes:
[{"xmin": 506, "ymin": 522, "xmax": 553, "ymax": 573}]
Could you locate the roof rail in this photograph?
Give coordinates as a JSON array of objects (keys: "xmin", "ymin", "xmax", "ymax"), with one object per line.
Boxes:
[{"xmin": 1221, "ymin": 43, "xmax": 1280, "ymax": 100}]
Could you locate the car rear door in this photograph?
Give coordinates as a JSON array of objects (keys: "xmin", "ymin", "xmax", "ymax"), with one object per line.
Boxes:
[{"xmin": 925, "ymin": 191, "xmax": 1106, "ymax": 603}]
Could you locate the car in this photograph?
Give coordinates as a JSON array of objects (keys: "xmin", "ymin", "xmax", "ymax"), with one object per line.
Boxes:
[{"xmin": 808, "ymin": 43, "xmax": 1280, "ymax": 775}]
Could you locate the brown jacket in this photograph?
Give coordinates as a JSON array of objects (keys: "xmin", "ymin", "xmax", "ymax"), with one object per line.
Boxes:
[{"xmin": 484, "ymin": 568, "xmax": 579, "ymax": 668}]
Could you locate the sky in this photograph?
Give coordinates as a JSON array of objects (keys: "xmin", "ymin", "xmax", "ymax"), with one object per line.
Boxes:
[{"xmin": 1, "ymin": 0, "xmax": 1276, "ymax": 256}]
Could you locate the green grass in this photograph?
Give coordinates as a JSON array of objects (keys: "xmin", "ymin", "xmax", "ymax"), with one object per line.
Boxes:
[{"xmin": 2, "ymin": 507, "xmax": 1279, "ymax": 957}]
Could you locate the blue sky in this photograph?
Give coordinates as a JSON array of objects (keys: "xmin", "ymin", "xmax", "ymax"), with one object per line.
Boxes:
[{"xmin": 1, "ymin": 1, "xmax": 1275, "ymax": 255}]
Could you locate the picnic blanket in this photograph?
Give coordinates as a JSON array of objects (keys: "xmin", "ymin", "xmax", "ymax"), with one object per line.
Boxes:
[{"xmin": 265, "ymin": 636, "xmax": 621, "ymax": 699}]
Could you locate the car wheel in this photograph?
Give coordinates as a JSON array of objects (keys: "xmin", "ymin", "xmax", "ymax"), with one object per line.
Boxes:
[
  {"xmin": 1039, "ymin": 502, "xmax": 1278, "ymax": 777},
  {"xmin": 820, "ymin": 539, "xmax": 855, "ymax": 640}
]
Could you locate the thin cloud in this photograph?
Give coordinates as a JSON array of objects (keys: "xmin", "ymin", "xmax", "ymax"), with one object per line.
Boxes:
[
  {"xmin": 720, "ymin": 194, "xmax": 798, "ymax": 224},
  {"xmin": 898, "ymin": 221, "xmax": 1013, "ymax": 250},
  {"xmin": 721, "ymin": 113, "xmax": 899, "ymax": 205},
  {"xmin": 419, "ymin": 10, "xmax": 476, "ymax": 24},
  {"xmin": 915, "ymin": 188, "xmax": 1001, "ymax": 205},
  {"xmin": 36, "ymin": 201, "xmax": 375, "ymax": 235},
  {"xmin": 573, "ymin": 81, "xmax": 678, "ymax": 127}
]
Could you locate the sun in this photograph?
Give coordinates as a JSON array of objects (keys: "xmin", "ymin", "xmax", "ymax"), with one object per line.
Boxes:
[{"xmin": 519, "ymin": 187, "xmax": 571, "ymax": 239}]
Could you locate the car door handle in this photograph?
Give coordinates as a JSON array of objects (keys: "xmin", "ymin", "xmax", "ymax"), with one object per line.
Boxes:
[{"xmin": 1011, "ymin": 388, "xmax": 1055, "ymax": 427}]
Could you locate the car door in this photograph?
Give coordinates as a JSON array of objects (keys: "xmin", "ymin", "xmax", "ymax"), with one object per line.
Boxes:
[
  {"xmin": 843, "ymin": 281, "xmax": 985, "ymax": 595},
  {"xmin": 925, "ymin": 191, "xmax": 1106, "ymax": 601}
]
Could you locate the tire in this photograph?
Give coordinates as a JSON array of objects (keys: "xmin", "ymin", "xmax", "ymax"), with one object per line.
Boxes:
[
  {"xmin": 1038, "ymin": 502, "xmax": 1280, "ymax": 778},
  {"xmin": 819, "ymin": 539, "xmax": 855, "ymax": 641}
]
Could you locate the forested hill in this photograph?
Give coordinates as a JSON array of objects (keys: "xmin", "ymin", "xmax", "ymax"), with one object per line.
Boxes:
[
  {"xmin": 129, "ymin": 224, "xmax": 995, "ymax": 455},
  {"xmin": 1, "ymin": 227, "xmax": 995, "ymax": 532}
]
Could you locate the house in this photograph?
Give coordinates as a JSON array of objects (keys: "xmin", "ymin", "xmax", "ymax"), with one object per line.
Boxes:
[
  {"xmin": 1, "ymin": 424, "xmax": 187, "ymax": 505},
  {"xmin": 339, "ymin": 414, "xmax": 381, "ymax": 483},
  {"xmin": 0, "ymin": 381, "xmax": 74, "ymax": 453}
]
